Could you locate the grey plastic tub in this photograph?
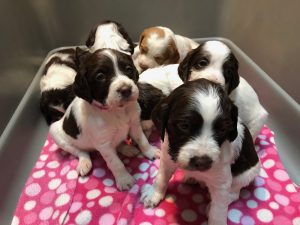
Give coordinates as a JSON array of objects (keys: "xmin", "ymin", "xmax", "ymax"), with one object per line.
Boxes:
[{"xmin": 0, "ymin": 38, "xmax": 299, "ymax": 224}]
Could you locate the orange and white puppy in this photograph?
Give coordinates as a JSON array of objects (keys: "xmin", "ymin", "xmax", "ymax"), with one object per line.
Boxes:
[{"xmin": 133, "ymin": 26, "xmax": 199, "ymax": 72}]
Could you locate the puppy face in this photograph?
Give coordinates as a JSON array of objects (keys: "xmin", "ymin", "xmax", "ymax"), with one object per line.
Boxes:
[
  {"xmin": 152, "ymin": 79, "xmax": 238, "ymax": 171},
  {"xmin": 74, "ymin": 48, "xmax": 139, "ymax": 108},
  {"xmin": 178, "ymin": 41, "xmax": 239, "ymax": 94},
  {"xmin": 86, "ymin": 20, "xmax": 134, "ymax": 55},
  {"xmin": 136, "ymin": 26, "xmax": 179, "ymax": 71}
]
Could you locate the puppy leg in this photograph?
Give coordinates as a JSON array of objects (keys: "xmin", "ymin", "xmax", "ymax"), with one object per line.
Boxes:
[
  {"xmin": 76, "ymin": 151, "xmax": 93, "ymax": 176},
  {"xmin": 140, "ymin": 150, "xmax": 176, "ymax": 208},
  {"xmin": 141, "ymin": 120, "xmax": 155, "ymax": 138},
  {"xmin": 99, "ymin": 144, "xmax": 135, "ymax": 191},
  {"xmin": 249, "ymin": 109, "xmax": 268, "ymax": 140},
  {"xmin": 129, "ymin": 121, "xmax": 158, "ymax": 159},
  {"xmin": 207, "ymin": 167, "xmax": 232, "ymax": 225},
  {"xmin": 117, "ymin": 142, "xmax": 140, "ymax": 157}
]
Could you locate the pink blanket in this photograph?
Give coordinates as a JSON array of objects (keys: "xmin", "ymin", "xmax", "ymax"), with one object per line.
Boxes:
[{"xmin": 12, "ymin": 126, "xmax": 300, "ymax": 225}]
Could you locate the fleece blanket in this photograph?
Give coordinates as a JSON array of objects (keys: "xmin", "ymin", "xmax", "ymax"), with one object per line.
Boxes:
[{"xmin": 12, "ymin": 126, "xmax": 300, "ymax": 225}]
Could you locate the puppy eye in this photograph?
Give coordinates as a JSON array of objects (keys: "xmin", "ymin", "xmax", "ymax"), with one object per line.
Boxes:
[
  {"xmin": 154, "ymin": 56, "xmax": 163, "ymax": 62},
  {"xmin": 195, "ymin": 59, "xmax": 209, "ymax": 69},
  {"xmin": 95, "ymin": 72, "xmax": 105, "ymax": 81},
  {"xmin": 177, "ymin": 121, "xmax": 190, "ymax": 131},
  {"xmin": 125, "ymin": 65, "xmax": 133, "ymax": 74}
]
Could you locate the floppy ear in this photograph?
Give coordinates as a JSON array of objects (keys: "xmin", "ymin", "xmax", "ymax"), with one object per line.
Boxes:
[
  {"xmin": 167, "ymin": 38, "xmax": 180, "ymax": 64},
  {"xmin": 85, "ymin": 25, "xmax": 98, "ymax": 48},
  {"xmin": 177, "ymin": 49, "xmax": 194, "ymax": 83},
  {"xmin": 151, "ymin": 98, "xmax": 170, "ymax": 141},
  {"xmin": 73, "ymin": 47, "xmax": 92, "ymax": 103},
  {"xmin": 226, "ymin": 53, "xmax": 240, "ymax": 94},
  {"xmin": 228, "ymin": 101, "xmax": 238, "ymax": 142}
]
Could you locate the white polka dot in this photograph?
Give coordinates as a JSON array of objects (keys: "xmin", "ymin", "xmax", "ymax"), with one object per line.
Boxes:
[
  {"xmin": 75, "ymin": 210, "xmax": 92, "ymax": 225},
  {"xmin": 259, "ymin": 168, "xmax": 268, "ymax": 178},
  {"xmin": 165, "ymin": 194, "xmax": 177, "ymax": 203},
  {"xmin": 86, "ymin": 189, "xmax": 101, "ymax": 200},
  {"xmin": 127, "ymin": 204, "xmax": 133, "ymax": 212},
  {"xmin": 48, "ymin": 171, "xmax": 56, "ymax": 177},
  {"xmin": 32, "ymin": 170, "xmax": 45, "ymax": 178},
  {"xmin": 155, "ymin": 209, "xmax": 165, "ymax": 217},
  {"xmin": 254, "ymin": 187, "xmax": 270, "ymax": 201},
  {"xmin": 269, "ymin": 201, "xmax": 279, "ymax": 209},
  {"xmin": 48, "ymin": 178, "xmax": 61, "ymax": 190},
  {"xmin": 258, "ymin": 134, "xmax": 266, "ymax": 139},
  {"xmin": 49, "ymin": 143, "xmax": 59, "ymax": 151},
  {"xmin": 274, "ymin": 194, "xmax": 290, "ymax": 206},
  {"xmin": 293, "ymin": 217, "xmax": 300, "ymax": 225},
  {"xmin": 39, "ymin": 206, "xmax": 53, "ymax": 220},
  {"xmin": 25, "ymin": 183, "xmax": 41, "ymax": 196},
  {"xmin": 246, "ymin": 200, "xmax": 258, "ymax": 208},
  {"xmin": 40, "ymin": 154, "xmax": 48, "ymax": 161},
  {"xmin": 66, "ymin": 170, "xmax": 78, "ymax": 179},
  {"xmin": 274, "ymin": 169, "xmax": 289, "ymax": 181},
  {"xmin": 104, "ymin": 187, "xmax": 117, "ymax": 193},
  {"xmin": 93, "ymin": 168, "xmax": 106, "ymax": 178},
  {"xmin": 270, "ymin": 136, "xmax": 275, "ymax": 144},
  {"xmin": 55, "ymin": 193, "xmax": 71, "ymax": 206},
  {"xmin": 47, "ymin": 161, "xmax": 59, "ymax": 169},
  {"xmin": 257, "ymin": 209, "xmax": 273, "ymax": 222},
  {"xmin": 286, "ymin": 184, "xmax": 297, "ymax": 193},
  {"xmin": 228, "ymin": 208, "xmax": 242, "ymax": 223},
  {"xmin": 192, "ymin": 194, "xmax": 203, "ymax": 203},
  {"xmin": 181, "ymin": 209, "xmax": 197, "ymax": 222},
  {"xmin": 150, "ymin": 166, "xmax": 158, "ymax": 178},
  {"xmin": 140, "ymin": 222, "xmax": 152, "ymax": 225},
  {"xmin": 139, "ymin": 162, "xmax": 150, "ymax": 171},
  {"xmin": 59, "ymin": 211, "xmax": 68, "ymax": 224},
  {"xmin": 78, "ymin": 176, "xmax": 89, "ymax": 184},
  {"xmin": 103, "ymin": 178, "xmax": 114, "ymax": 186},
  {"xmin": 99, "ymin": 196, "xmax": 113, "ymax": 207},
  {"xmin": 129, "ymin": 184, "xmax": 139, "ymax": 194},
  {"xmin": 52, "ymin": 210, "xmax": 59, "ymax": 219},
  {"xmin": 24, "ymin": 200, "xmax": 36, "ymax": 210},
  {"xmin": 99, "ymin": 213, "xmax": 115, "ymax": 225},
  {"xmin": 263, "ymin": 159, "xmax": 275, "ymax": 169},
  {"xmin": 44, "ymin": 139, "xmax": 49, "ymax": 146},
  {"xmin": 60, "ymin": 165, "xmax": 70, "ymax": 176},
  {"xmin": 11, "ymin": 216, "xmax": 19, "ymax": 225},
  {"xmin": 117, "ymin": 218, "xmax": 127, "ymax": 225},
  {"xmin": 143, "ymin": 208, "xmax": 155, "ymax": 216},
  {"xmin": 35, "ymin": 161, "xmax": 45, "ymax": 169},
  {"xmin": 260, "ymin": 140, "xmax": 269, "ymax": 145}
]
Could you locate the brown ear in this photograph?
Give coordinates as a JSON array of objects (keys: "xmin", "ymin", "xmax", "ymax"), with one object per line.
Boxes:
[
  {"xmin": 177, "ymin": 49, "xmax": 195, "ymax": 82},
  {"xmin": 85, "ymin": 25, "xmax": 98, "ymax": 48},
  {"xmin": 151, "ymin": 98, "xmax": 170, "ymax": 141},
  {"xmin": 167, "ymin": 38, "xmax": 180, "ymax": 64}
]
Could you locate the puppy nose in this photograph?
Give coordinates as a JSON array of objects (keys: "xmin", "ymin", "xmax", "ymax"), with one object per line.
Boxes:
[
  {"xmin": 189, "ymin": 155, "xmax": 212, "ymax": 171},
  {"xmin": 139, "ymin": 63, "xmax": 149, "ymax": 71},
  {"xmin": 118, "ymin": 86, "xmax": 132, "ymax": 98}
]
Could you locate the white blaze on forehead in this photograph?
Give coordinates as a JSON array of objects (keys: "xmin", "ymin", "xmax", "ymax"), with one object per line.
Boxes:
[
  {"xmin": 203, "ymin": 41, "xmax": 230, "ymax": 59},
  {"xmin": 146, "ymin": 27, "xmax": 173, "ymax": 56},
  {"xmin": 102, "ymin": 49, "xmax": 122, "ymax": 75}
]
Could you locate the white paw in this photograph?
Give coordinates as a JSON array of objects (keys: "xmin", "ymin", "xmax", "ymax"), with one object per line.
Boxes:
[
  {"xmin": 115, "ymin": 172, "xmax": 135, "ymax": 191},
  {"xmin": 143, "ymin": 145, "xmax": 159, "ymax": 160},
  {"xmin": 77, "ymin": 158, "xmax": 92, "ymax": 176},
  {"xmin": 117, "ymin": 144, "xmax": 140, "ymax": 157},
  {"xmin": 140, "ymin": 184, "xmax": 163, "ymax": 208}
]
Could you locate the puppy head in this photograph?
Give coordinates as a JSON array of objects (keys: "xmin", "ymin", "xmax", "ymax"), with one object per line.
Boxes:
[
  {"xmin": 74, "ymin": 47, "xmax": 139, "ymax": 108},
  {"xmin": 152, "ymin": 79, "xmax": 238, "ymax": 171},
  {"xmin": 86, "ymin": 20, "xmax": 134, "ymax": 55},
  {"xmin": 136, "ymin": 26, "xmax": 180, "ymax": 71},
  {"xmin": 178, "ymin": 40, "xmax": 240, "ymax": 94}
]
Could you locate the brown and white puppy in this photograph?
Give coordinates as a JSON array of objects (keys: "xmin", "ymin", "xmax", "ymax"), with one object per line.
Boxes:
[
  {"xmin": 40, "ymin": 48, "xmax": 77, "ymax": 124},
  {"xmin": 86, "ymin": 20, "xmax": 135, "ymax": 55},
  {"xmin": 178, "ymin": 40, "xmax": 268, "ymax": 139},
  {"xmin": 141, "ymin": 79, "xmax": 260, "ymax": 225},
  {"xmin": 133, "ymin": 26, "xmax": 199, "ymax": 72},
  {"xmin": 50, "ymin": 48, "xmax": 158, "ymax": 191}
]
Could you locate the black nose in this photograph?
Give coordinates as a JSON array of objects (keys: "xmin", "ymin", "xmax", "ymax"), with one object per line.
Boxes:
[
  {"xmin": 189, "ymin": 155, "xmax": 212, "ymax": 171},
  {"xmin": 118, "ymin": 86, "xmax": 132, "ymax": 98}
]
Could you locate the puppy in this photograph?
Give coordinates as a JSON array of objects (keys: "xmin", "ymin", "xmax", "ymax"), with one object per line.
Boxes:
[
  {"xmin": 86, "ymin": 20, "xmax": 135, "ymax": 55},
  {"xmin": 140, "ymin": 79, "xmax": 260, "ymax": 225},
  {"xmin": 40, "ymin": 48, "xmax": 77, "ymax": 124},
  {"xmin": 133, "ymin": 26, "xmax": 199, "ymax": 72},
  {"xmin": 178, "ymin": 40, "xmax": 268, "ymax": 139},
  {"xmin": 50, "ymin": 48, "xmax": 158, "ymax": 191}
]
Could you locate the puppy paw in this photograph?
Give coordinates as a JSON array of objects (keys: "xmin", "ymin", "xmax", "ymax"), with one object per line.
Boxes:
[
  {"xmin": 116, "ymin": 172, "xmax": 135, "ymax": 191},
  {"xmin": 117, "ymin": 144, "xmax": 140, "ymax": 157},
  {"xmin": 143, "ymin": 145, "xmax": 159, "ymax": 160},
  {"xmin": 77, "ymin": 158, "xmax": 92, "ymax": 176},
  {"xmin": 140, "ymin": 184, "xmax": 163, "ymax": 208}
]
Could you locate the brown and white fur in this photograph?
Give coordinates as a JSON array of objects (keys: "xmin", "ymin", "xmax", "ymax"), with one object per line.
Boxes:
[
  {"xmin": 140, "ymin": 79, "xmax": 260, "ymax": 225},
  {"xmin": 133, "ymin": 26, "xmax": 199, "ymax": 72},
  {"xmin": 137, "ymin": 40, "xmax": 268, "ymax": 140},
  {"xmin": 50, "ymin": 48, "xmax": 158, "ymax": 191}
]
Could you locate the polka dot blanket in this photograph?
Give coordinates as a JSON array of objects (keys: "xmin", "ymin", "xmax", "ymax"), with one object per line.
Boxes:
[{"xmin": 12, "ymin": 126, "xmax": 300, "ymax": 225}]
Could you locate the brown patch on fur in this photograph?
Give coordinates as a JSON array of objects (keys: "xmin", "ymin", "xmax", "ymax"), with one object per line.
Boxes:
[
  {"xmin": 139, "ymin": 27, "xmax": 165, "ymax": 54},
  {"xmin": 154, "ymin": 38, "xmax": 179, "ymax": 65}
]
